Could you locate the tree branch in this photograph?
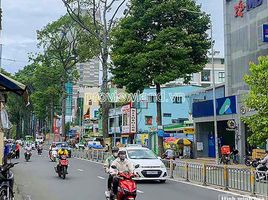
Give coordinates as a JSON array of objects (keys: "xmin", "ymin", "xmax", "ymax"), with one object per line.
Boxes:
[
  {"xmin": 108, "ymin": 0, "xmax": 127, "ymax": 31},
  {"xmin": 62, "ymin": 0, "xmax": 101, "ymax": 41}
]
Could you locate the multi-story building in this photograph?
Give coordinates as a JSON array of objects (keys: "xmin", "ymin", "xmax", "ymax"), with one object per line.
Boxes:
[
  {"xmin": 166, "ymin": 58, "xmax": 225, "ymax": 87},
  {"xmin": 77, "ymin": 59, "xmax": 100, "ymax": 88},
  {"xmin": 222, "ymin": 0, "xmax": 268, "ymax": 157},
  {"xmin": 72, "ymin": 58, "xmax": 100, "ymax": 125},
  {"xmin": 225, "ymin": 0, "xmax": 268, "ymax": 96}
]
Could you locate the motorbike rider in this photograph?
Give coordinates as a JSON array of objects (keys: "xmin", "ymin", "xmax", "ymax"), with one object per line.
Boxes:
[
  {"xmin": 257, "ymin": 150, "xmax": 268, "ymax": 171},
  {"xmin": 49, "ymin": 142, "xmax": 56, "ymax": 155},
  {"xmin": 25, "ymin": 143, "xmax": 32, "ymax": 152},
  {"xmin": 110, "ymin": 150, "xmax": 134, "ymax": 197},
  {"xmin": 56, "ymin": 144, "xmax": 69, "ymax": 172},
  {"xmin": 24, "ymin": 143, "xmax": 32, "ymax": 158},
  {"xmin": 104, "ymin": 147, "xmax": 119, "ymax": 192}
]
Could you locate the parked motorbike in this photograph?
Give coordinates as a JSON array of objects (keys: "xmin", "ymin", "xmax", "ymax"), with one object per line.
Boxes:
[
  {"xmin": 220, "ymin": 154, "xmax": 230, "ymax": 165},
  {"xmin": 24, "ymin": 151, "xmax": 31, "ymax": 162},
  {"xmin": 50, "ymin": 149, "xmax": 57, "ymax": 162},
  {"xmin": 105, "ymin": 165, "xmax": 139, "ymax": 200},
  {"xmin": 244, "ymin": 156, "xmax": 260, "ymax": 168},
  {"xmin": 55, "ymin": 155, "xmax": 69, "ymax": 179},
  {"xmin": 0, "ymin": 162, "xmax": 18, "ymax": 200},
  {"xmin": 255, "ymin": 161, "xmax": 268, "ymax": 182}
]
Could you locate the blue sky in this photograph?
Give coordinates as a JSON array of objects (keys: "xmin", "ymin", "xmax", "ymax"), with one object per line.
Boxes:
[{"xmin": 1, "ymin": 0, "xmax": 224, "ymax": 74}]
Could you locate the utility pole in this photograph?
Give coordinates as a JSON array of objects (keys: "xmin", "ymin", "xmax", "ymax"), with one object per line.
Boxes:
[{"xmin": 0, "ymin": 0, "xmax": 3, "ymax": 73}]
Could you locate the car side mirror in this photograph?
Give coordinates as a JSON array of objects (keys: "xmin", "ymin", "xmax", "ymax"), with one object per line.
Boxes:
[
  {"xmin": 111, "ymin": 165, "xmax": 117, "ymax": 169},
  {"xmin": 135, "ymin": 164, "xmax": 140, "ymax": 169}
]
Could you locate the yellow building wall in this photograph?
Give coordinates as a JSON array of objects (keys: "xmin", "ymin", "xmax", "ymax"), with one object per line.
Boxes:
[{"xmin": 83, "ymin": 87, "xmax": 100, "ymax": 119}]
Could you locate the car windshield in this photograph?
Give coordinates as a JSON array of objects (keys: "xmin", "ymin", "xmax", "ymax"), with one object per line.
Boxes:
[{"xmin": 127, "ymin": 149, "xmax": 157, "ymax": 159}]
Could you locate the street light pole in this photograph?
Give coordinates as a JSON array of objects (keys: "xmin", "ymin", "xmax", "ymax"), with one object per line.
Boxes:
[
  {"xmin": 210, "ymin": 22, "xmax": 219, "ymax": 164},
  {"xmin": 179, "ymin": 8, "xmax": 219, "ymax": 164},
  {"xmin": 0, "ymin": 0, "xmax": 3, "ymax": 73}
]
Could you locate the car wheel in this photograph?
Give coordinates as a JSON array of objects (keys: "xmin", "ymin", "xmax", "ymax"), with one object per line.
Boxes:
[{"xmin": 159, "ymin": 180, "xmax": 166, "ymax": 183}]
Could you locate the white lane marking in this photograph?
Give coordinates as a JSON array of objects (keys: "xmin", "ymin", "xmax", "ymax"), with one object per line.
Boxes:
[
  {"xmin": 77, "ymin": 169, "xmax": 84, "ymax": 172},
  {"xmin": 98, "ymin": 176, "xmax": 105, "ymax": 180},
  {"xmin": 167, "ymin": 178, "xmax": 261, "ymax": 199},
  {"xmin": 137, "ymin": 190, "xmax": 144, "ymax": 194},
  {"xmin": 26, "ymin": 195, "xmax": 32, "ymax": 200}
]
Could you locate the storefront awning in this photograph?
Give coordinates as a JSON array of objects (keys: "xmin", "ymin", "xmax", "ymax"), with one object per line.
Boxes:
[{"xmin": 0, "ymin": 73, "xmax": 29, "ymax": 103}]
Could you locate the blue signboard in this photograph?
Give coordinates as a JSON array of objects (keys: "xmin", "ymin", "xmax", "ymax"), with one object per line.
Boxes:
[
  {"xmin": 263, "ymin": 24, "xmax": 268, "ymax": 42},
  {"xmin": 193, "ymin": 96, "xmax": 237, "ymax": 118},
  {"xmin": 247, "ymin": 0, "xmax": 263, "ymax": 11}
]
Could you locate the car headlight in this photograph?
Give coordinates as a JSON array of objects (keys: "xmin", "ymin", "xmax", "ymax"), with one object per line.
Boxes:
[{"xmin": 161, "ymin": 164, "xmax": 166, "ymax": 168}]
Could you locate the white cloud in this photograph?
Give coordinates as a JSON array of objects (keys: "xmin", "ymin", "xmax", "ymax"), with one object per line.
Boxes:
[{"xmin": 1, "ymin": 0, "xmax": 66, "ymax": 73}]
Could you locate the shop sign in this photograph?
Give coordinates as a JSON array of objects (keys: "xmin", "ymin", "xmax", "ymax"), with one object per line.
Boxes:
[
  {"xmin": 121, "ymin": 104, "xmax": 131, "ymax": 134},
  {"xmin": 193, "ymin": 96, "xmax": 237, "ymax": 118},
  {"xmin": 234, "ymin": 0, "xmax": 263, "ymax": 17},
  {"xmin": 130, "ymin": 108, "xmax": 137, "ymax": 134},
  {"xmin": 226, "ymin": 119, "xmax": 237, "ymax": 131},
  {"xmin": 263, "ymin": 24, "xmax": 268, "ymax": 42},
  {"xmin": 183, "ymin": 127, "xmax": 195, "ymax": 134}
]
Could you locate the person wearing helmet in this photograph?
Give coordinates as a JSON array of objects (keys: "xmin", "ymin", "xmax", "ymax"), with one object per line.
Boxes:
[
  {"xmin": 56, "ymin": 143, "xmax": 69, "ymax": 173},
  {"xmin": 58, "ymin": 143, "xmax": 68, "ymax": 158},
  {"xmin": 110, "ymin": 150, "xmax": 134, "ymax": 197},
  {"xmin": 49, "ymin": 142, "xmax": 56, "ymax": 157},
  {"xmin": 104, "ymin": 147, "xmax": 119, "ymax": 192}
]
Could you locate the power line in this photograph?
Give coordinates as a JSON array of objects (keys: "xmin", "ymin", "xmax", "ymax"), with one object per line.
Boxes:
[{"xmin": 1, "ymin": 57, "xmax": 28, "ymax": 63}]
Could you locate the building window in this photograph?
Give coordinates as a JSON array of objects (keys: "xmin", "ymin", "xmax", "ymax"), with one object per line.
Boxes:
[
  {"xmin": 218, "ymin": 72, "xmax": 225, "ymax": 82},
  {"xmin": 145, "ymin": 116, "xmax": 153, "ymax": 125},
  {"xmin": 173, "ymin": 96, "xmax": 183, "ymax": 104},
  {"xmin": 148, "ymin": 95, "xmax": 156, "ymax": 103},
  {"xmin": 163, "ymin": 113, "xmax": 172, "ymax": 117},
  {"xmin": 221, "ymin": 59, "xmax": 224, "ymax": 65},
  {"xmin": 88, "ymin": 99, "xmax": 92, "ymax": 105},
  {"xmin": 201, "ymin": 70, "xmax": 211, "ymax": 82}
]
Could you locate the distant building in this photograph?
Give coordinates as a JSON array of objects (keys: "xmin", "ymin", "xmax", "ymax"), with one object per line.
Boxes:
[
  {"xmin": 165, "ymin": 57, "xmax": 225, "ymax": 87},
  {"xmin": 72, "ymin": 58, "xmax": 100, "ymax": 126},
  {"xmin": 77, "ymin": 59, "xmax": 100, "ymax": 88}
]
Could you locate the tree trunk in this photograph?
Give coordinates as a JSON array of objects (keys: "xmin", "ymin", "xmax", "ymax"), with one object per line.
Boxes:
[
  {"xmin": 61, "ymin": 84, "xmax": 66, "ymax": 139},
  {"xmin": 156, "ymin": 83, "xmax": 163, "ymax": 156},
  {"xmin": 101, "ymin": 45, "xmax": 109, "ymax": 138},
  {"xmin": 51, "ymin": 100, "xmax": 54, "ymax": 135}
]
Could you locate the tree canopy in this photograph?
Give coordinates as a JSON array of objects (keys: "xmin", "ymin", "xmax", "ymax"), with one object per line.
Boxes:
[
  {"xmin": 111, "ymin": 0, "xmax": 211, "ymax": 93},
  {"xmin": 243, "ymin": 56, "xmax": 268, "ymax": 147}
]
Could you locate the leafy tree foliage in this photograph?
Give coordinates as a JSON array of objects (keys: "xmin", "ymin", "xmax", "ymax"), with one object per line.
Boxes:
[{"xmin": 243, "ymin": 56, "xmax": 268, "ymax": 147}]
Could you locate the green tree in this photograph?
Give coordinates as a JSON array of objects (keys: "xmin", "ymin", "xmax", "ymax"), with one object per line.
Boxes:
[
  {"xmin": 37, "ymin": 14, "xmax": 98, "ymax": 137},
  {"xmin": 243, "ymin": 56, "xmax": 268, "ymax": 147},
  {"xmin": 111, "ymin": 0, "xmax": 210, "ymax": 154}
]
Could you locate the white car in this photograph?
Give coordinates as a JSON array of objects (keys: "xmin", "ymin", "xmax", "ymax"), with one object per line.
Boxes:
[{"xmin": 121, "ymin": 146, "xmax": 167, "ymax": 183}]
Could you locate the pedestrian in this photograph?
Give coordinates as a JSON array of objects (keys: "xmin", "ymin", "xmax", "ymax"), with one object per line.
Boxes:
[
  {"xmin": 232, "ymin": 147, "xmax": 239, "ymax": 164},
  {"xmin": 3, "ymin": 140, "xmax": 10, "ymax": 164},
  {"xmin": 15, "ymin": 142, "xmax": 20, "ymax": 159}
]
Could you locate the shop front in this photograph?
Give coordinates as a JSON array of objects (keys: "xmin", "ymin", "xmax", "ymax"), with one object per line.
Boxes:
[{"xmin": 192, "ymin": 95, "xmax": 243, "ymax": 159}]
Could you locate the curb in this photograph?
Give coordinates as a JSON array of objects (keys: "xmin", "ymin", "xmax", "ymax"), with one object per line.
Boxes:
[{"xmin": 14, "ymin": 183, "xmax": 23, "ymax": 200}]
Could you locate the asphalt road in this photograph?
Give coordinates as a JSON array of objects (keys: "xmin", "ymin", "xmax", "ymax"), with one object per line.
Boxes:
[{"xmin": 12, "ymin": 150, "xmax": 236, "ymax": 200}]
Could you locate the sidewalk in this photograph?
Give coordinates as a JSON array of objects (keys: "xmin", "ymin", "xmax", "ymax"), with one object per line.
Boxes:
[
  {"xmin": 14, "ymin": 183, "xmax": 23, "ymax": 200},
  {"xmin": 177, "ymin": 157, "xmax": 249, "ymax": 169}
]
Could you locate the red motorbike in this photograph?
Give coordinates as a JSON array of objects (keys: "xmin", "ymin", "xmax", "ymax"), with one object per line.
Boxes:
[
  {"xmin": 106, "ymin": 165, "xmax": 139, "ymax": 200},
  {"xmin": 55, "ymin": 155, "xmax": 69, "ymax": 179}
]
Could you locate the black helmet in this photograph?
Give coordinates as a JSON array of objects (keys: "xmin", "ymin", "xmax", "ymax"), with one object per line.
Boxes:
[
  {"xmin": 112, "ymin": 147, "xmax": 119, "ymax": 153},
  {"xmin": 118, "ymin": 150, "xmax": 126, "ymax": 155}
]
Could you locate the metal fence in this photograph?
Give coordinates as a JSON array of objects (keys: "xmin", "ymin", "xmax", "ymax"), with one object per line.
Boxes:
[{"xmin": 162, "ymin": 159, "xmax": 267, "ymax": 197}]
